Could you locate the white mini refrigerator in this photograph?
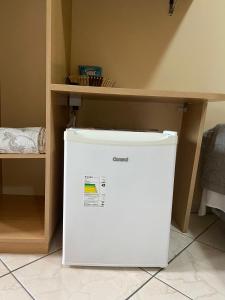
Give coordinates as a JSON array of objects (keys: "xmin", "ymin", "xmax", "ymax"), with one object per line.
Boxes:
[{"xmin": 63, "ymin": 129, "xmax": 177, "ymax": 267}]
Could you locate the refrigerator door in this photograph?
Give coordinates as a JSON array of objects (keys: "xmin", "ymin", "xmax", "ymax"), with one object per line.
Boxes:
[
  {"xmin": 63, "ymin": 129, "xmax": 177, "ymax": 267},
  {"xmin": 65, "ymin": 128, "xmax": 177, "ymax": 146}
]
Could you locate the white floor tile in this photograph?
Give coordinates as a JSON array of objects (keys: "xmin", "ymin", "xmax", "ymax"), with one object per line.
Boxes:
[
  {"xmin": 0, "ymin": 253, "xmax": 44, "ymax": 272},
  {"xmin": 156, "ymin": 241, "xmax": 225, "ymax": 300},
  {"xmin": 0, "ymin": 225, "xmax": 62, "ymax": 271},
  {"xmin": 0, "ymin": 260, "xmax": 9, "ymax": 277},
  {"xmin": 168, "ymin": 231, "xmax": 193, "ymax": 261},
  {"xmin": 13, "ymin": 251, "xmax": 151, "ymax": 300},
  {"xmin": 0, "ymin": 274, "xmax": 31, "ymax": 300},
  {"xmin": 171, "ymin": 213, "xmax": 217, "ymax": 238},
  {"xmin": 130, "ymin": 278, "xmax": 189, "ymax": 300},
  {"xmin": 197, "ymin": 220, "xmax": 225, "ymax": 252},
  {"xmin": 145, "ymin": 230, "xmax": 193, "ymax": 275}
]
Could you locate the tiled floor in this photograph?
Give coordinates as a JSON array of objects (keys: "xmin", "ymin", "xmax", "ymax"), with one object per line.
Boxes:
[{"xmin": 0, "ymin": 213, "xmax": 224, "ymax": 300}]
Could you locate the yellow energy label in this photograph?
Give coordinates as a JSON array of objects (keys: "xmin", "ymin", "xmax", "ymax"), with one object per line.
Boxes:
[
  {"xmin": 83, "ymin": 176, "xmax": 106, "ymax": 207},
  {"xmin": 84, "ymin": 183, "xmax": 97, "ymax": 194}
]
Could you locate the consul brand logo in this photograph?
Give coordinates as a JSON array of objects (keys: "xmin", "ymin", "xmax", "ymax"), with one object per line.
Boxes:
[{"xmin": 113, "ymin": 157, "xmax": 129, "ymax": 162}]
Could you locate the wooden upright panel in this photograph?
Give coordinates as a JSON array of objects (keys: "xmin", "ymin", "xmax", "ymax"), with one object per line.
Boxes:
[
  {"xmin": 45, "ymin": 94, "xmax": 69, "ymax": 239},
  {"xmin": 45, "ymin": 0, "xmax": 71, "ymax": 243},
  {"xmin": 0, "ymin": 85, "xmax": 2, "ymax": 195},
  {"xmin": 172, "ymin": 101, "xmax": 208, "ymax": 232}
]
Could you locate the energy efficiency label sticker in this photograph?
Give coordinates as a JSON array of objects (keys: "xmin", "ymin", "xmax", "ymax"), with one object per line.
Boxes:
[{"xmin": 83, "ymin": 176, "xmax": 106, "ymax": 207}]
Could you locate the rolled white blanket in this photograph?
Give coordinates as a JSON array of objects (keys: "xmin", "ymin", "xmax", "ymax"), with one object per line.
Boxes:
[{"xmin": 0, "ymin": 127, "xmax": 46, "ymax": 154}]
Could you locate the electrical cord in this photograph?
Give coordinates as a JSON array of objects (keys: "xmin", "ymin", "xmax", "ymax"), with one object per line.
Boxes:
[{"xmin": 169, "ymin": 0, "xmax": 178, "ymax": 16}]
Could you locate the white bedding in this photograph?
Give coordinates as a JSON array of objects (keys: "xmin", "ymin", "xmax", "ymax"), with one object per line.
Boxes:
[
  {"xmin": 199, "ymin": 188, "xmax": 225, "ymax": 216},
  {"xmin": 0, "ymin": 127, "xmax": 46, "ymax": 154}
]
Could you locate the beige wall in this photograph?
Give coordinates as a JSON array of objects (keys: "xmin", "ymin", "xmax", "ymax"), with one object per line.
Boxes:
[
  {"xmin": 71, "ymin": 0, "xmax": 225, "ymax": 92},
  {"xmin": 205, "ymin": 103, "xmax": 225, "ymax": 130},
  {"xmin": 71, "ymin": 0, "xmax": 225, "ymax": 130},
  {"xmin": 0, "ymin": 0, "xmax": 224, "ymax": 194},
  {"xmin": 0, "ymin": 1, "xmax": 46, "ymax": 195}
]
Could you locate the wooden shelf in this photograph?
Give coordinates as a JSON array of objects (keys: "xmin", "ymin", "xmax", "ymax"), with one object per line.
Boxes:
[
  {"xmin": 0, "ymin": 153, "xmax": 46, "ymax": 159},
  {"xmin": 0, "ymin": 195, "xmax": 47, "ymax": 253},
  {"xmin": 51, "ymin": 84, "xmax": 225, "ymax": 103}
]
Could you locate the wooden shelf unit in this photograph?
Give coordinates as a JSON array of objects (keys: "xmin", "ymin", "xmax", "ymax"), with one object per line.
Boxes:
[
  {"xmin": 0, "ymin": 2, "xmax": 47, "ymax": 253},
  {"xmin": 0, "ymin": 195, "xmax": 46, "ymax": 253},
  {"xmin": 51, "ymin": 84, "xmax": 225, "ymax": 103},
  {"xmin": 0, "ymin": 158, "xmax": 46, "ymax": 252},
  {"xmin": 47, "ymin": 0, "xmax": 225, "ymax": 235},
  {"xmin": 50, "ymin": 88, "xmax": 211, "ymax": 233},
  {"xmin": 1, "ymin": 0, "xmax": 224, "ymax": 254}
]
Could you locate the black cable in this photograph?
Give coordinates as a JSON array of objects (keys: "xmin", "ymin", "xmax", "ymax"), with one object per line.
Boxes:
[{"xmin": 169, "ymin": 0, "xmax": 176, "ymax": 16}]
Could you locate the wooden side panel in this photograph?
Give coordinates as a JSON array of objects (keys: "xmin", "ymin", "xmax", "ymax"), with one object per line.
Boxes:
[
  {"xmin": 191, "ymin": 164, "xmax": 203, "ymax": 212},
  {"xmin": 173, "ymin": 102, "xmax": 208, "ymax": 232},
  {"xmin": 0, "ymin": 85, "xmax": 2, "ymax": 195},
  {"xmin": 45, "ymin": 0, "xmax": 71, "ymax": 245},
  {"xmin": 45, "ymin": 93, "xmax": 69, "ymax": 240}
]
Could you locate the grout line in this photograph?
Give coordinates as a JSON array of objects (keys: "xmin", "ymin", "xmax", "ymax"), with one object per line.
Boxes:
[
  {"xmin": 170, "ymin": 215, "xmax": 218, "ymax": 238},
  {"xmin": 124, "ymin": 275, "xmax": 155, "ymax": 300},
  {"xmin": 195, "ymin": 239, "xmax": 225, "ymax": 254},
  {"xmin": 169, "ymin": 228, "xmax": 197, "ymax": 239},
  {"xmin": 167, "ymin": 243, "xmax": 194, "ymax": 265},
  {"xmin": 0, "ymin": 258, "xmax": 13, "ymax": 274},
  {"xmin": 126, "ymin": 265, "xmax": 182, "ymax": 299},
  {"xmin": 125, "ymin": 267, "xmax": 165, "ymax": 299},
  {"xmin": 11, "ymin": 248, "xmax": 62, "ymax": 273},
  {"xmin": 11, "ymin": 272, "xmax": 36, "ymax": 300},
  {"xmin": 129, "ymin": 219, "xmax": 219, "ymax": 300},
  {"xmin": 154, "ymin": 277, "xmax": 193, "ymax": 299},
  {"xmin": 193, "ymin": 218, "xmax": 218, "ymax": 240},
  {"xmin": 0, "ymin": 219, "xmax": 220, "ymax": 300},
  {"xmin": 0, "ymin": 258, "xmax": 35, "ymax": 300},
  {"xmin": 170, "ymin": 227, "xmax": 188, "ymax": 235},
  {"xmin": 139, "ymin": 266, "xmax": 156, "ymax": 276},
  {"xmin": 163, "ymin": 217, "xmax": 219, "ymax": 267},
  {"xmin": 127, "ymin": 218, "xmax": 219, "ymax": 299},
  {"xmin": 150, "ymin": 267, "xmax": 164, "ymax": 278},
  {"xmin": 0, "ymin": 247, "xmax": 61, "ymax": 299},
  {"xmin": 0, "ymin": 271, "xmax": 10, "ymax": 279},
  {"xmin": 170, "ymin": 228, "xmax": 194, "ymax": 240},
  {"xmin": 139, "ymin": 266, "xmax": 163, "ymax": 277}
]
